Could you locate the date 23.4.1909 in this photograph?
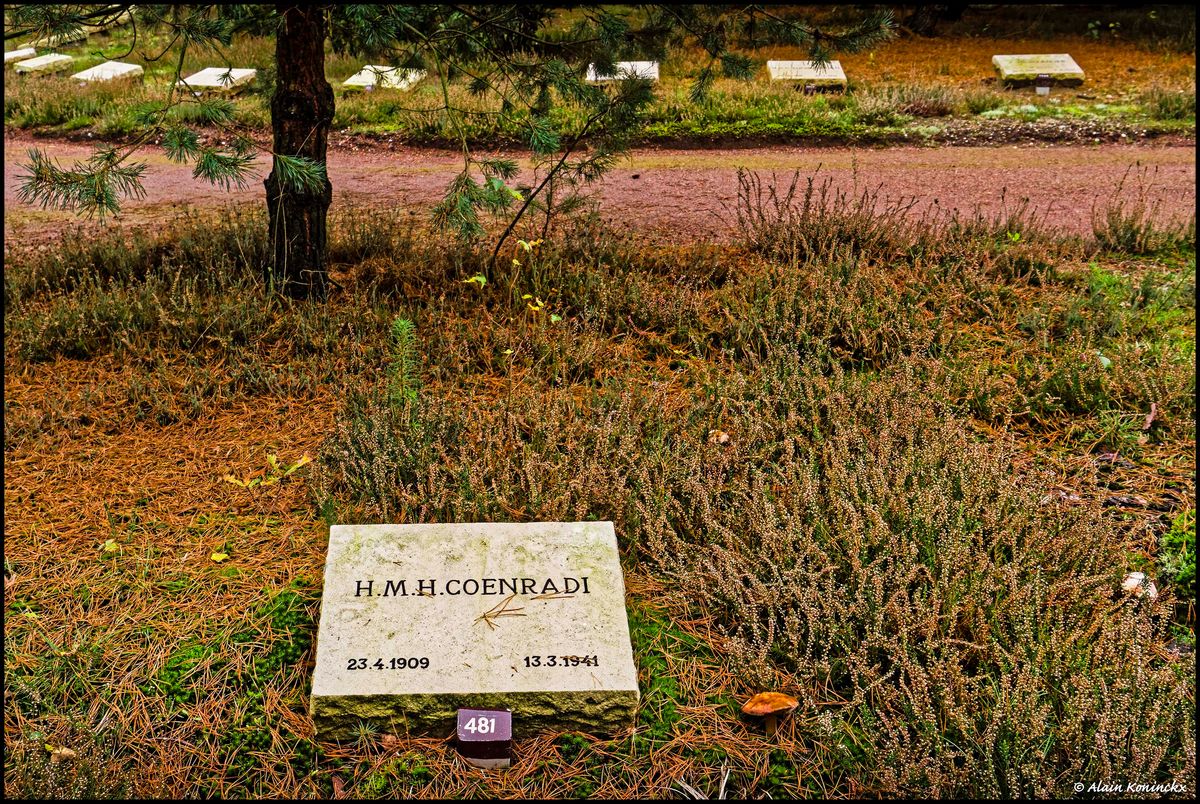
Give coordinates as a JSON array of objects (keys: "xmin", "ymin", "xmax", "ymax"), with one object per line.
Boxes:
[{"xmin": 346, "ymin": 657, "xmax": 429, "ymax": 670}]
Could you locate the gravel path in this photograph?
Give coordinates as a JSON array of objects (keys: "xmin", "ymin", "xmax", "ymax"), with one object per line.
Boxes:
[{"xmin": 4, "ymin": 134, "xmax": 1195, "ymax": 243}]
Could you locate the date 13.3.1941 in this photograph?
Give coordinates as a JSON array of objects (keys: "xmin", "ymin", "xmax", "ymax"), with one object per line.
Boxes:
[{"xmin": 524, "ymin": 655, "xmax": 598, "ymax": 668}]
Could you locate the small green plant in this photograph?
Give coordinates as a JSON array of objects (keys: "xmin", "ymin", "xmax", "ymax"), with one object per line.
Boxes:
[
  {"xmin": 223, "ymin": 453, "xmax": 312, "ymax": 489},
  {"xmin": 1162, "ymin": 509, "xmax": 1195, "ymax": 604},
  {"xmin": 387, "ymin": 316, "xmax": 420, "ymax": 409},
  {"xmin": 215, "ymin": 582, "xmax": 319, "ymax": 783},
  {"xmin": 1087, "ymin": 19, "xmax": 1121, "ymax": 39},
  {"xmin": 150, "ymin": 642, "xmax": 221, "ymax": 706}
]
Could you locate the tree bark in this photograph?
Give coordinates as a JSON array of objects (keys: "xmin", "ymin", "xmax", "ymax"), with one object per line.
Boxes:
[{"xmin": 265, "ymin": 4, "xmax": 333, "ymax": 299}]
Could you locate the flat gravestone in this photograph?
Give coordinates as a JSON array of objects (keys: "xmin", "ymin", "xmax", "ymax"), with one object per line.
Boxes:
[
  {"xmin": 72, "ymin": 60, "xmax": 144, "ymax": 83},
  {"xmin": 5, "ymin": 47, "xmax": 36, "ymax": 65},
  {"xmin": 24, "ymin": 30, "xmax": 86, "ymax": 49},
  {"xmin": 13, "ymin": 53, "xmax": 73, "ymax": 75},
  {"xmin": 767, "ymin": 59, "xmax": 847, "ymax": 88},
  {"xmin": 310, "ymin": 521, "xmax": 640, "ymax": 739},
  {"xmin": 586, "ymin": 61, "xmax": 659, "ymax": 82},
  {"xmin": 992, "ymin": 53, "xmax": 1084, "ymax": 87},
  {"xmin": 178, "ymin": 67, "xmax": 257, "ymax": 94},
  {"xmin": 22, "ymin": 11, "xmax": 132, "ymax": 49},
  {"xmin": 342, "ymin": 65, "xmax": 422, "ymax": 91},
  {"xmin": 343, "ymin": 65, "xmax": 425, "ymax": 91}
]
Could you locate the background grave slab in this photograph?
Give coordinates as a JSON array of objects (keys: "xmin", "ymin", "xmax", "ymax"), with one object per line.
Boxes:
[
  {"xmin": 5, "ymin": 47, "xmax": 36, "ymax": 65},
  {"xmin": 13, "ymin": 53, "xmax": 73, "ymax": 75},
  {"xmin": 586, "ymin": 61, "xmax": 660, "ymax": 82},
  {"xmin": 21, "ymin": 10, "xmax": 132, "ymax": 49},
  {"xmin": 178, "ymin": 67, "xmax": 257, "ymax": 93},
  {"xmin": 766, "ymin": 59, "xmax": 847, "ymax": 87},
  {"xmin": 992, "ymin": 53, "xmax": 1084, "ymax": 86},
  {"xmin": 310, "ymin": 521, "xmax": 640, "ymax": 739},
  {"xmin": 72, "ymin": 60, "xmax": 144, "ymax": 83},
  {"xmin": 343, "ymin": 65, "xmax": 425, "ymax": 91}
]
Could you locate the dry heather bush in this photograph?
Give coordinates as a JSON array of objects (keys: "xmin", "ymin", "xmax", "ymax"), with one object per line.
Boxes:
[
  {"xmin": 638, "ymin": 356, "xmax": 1193, "ymax": 796},
  {"xmin": 727, "ymin": 252, "xmax": 944, "ymax": 366},
  {"xmin": 1093, "ymin": 166, "xmax": 1197, "ymax": 255},
  {"xmin": 852, "ymin": 83, "xmax": 958, "ymax": 121},
  {"xmin": 734, "ymin": 169, "xmax": 926, "ymax": 264},
  {"xmin": 4, "ymin": 735, "xmax": 132, "ymax": 799},
  {"xmin": 4, "ymin": 207, "xmax": 268, "ymax": 306},
  {"xmin": 317, "ymin": 347, "xmax": 1195, "ymax": 796},
  {"xmin": 735, "ymin": 168, "xmax": 1081, "ymax": 271}
]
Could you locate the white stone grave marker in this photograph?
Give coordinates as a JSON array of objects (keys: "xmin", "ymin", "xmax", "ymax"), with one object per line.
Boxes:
[
  {"xmin": 22, "ymin": 10, "xmax": 134, "ymax": 48},
  {"xmin": 586, "ymin": 61, "xmax": 660, "ymax": 82},
  {"xmin": 13, "ymin": 53, "xmax": 73, "ymax": 75},
  {"xmin": 178, "ymin": 67, "xmax": 257, "ymax": 94},
  {"xmin": 343, "ymin": 65, "xmax": 425, "ymax": 91},
  {"xmin": 5, "ymin": 47, "xmax": 37, "ymax": 65},
  {"xmin": 72, "ymin": 60, "xmax": 144, "ymax": 83},
  {"xmin": 992, "ymin": 54, "xmax": 1084, "ymax": 87},
  {"xmin": 310, "ymin": 521, "xmax": 640, "ymax": 739},
  {"xmin": 766, "ymin": 59, "xmax": 847, "ymax": 88}
]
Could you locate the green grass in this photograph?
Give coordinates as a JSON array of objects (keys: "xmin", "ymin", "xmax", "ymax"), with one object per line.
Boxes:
[{"xmin": 3, "ymin": 170, "xmax": 1195, "ymax": 797}]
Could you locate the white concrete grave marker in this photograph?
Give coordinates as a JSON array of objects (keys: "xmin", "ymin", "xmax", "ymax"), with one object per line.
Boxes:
[
  {"xmin": 992, "ymin": 54, "xmax": 1084, "ymax": 87},
  {"xmin": 13, "ymin": 53, "xmax": 74, "ymax": 75},
  {"xmin": 343, "ymin": 65, "xmax": 425, "ymax": 91},
  {"xmin": 767, "ymin": 60, "xmax": 848, "ymax": 88},
  {"xmin": 310, "ymin": 521, "xmax": 640, "ymax": 739},
  {"xmin": 5, "ymin": 47, "xmax": 37, "ymax": 65},
  {"xmin": 178, "ymin": 67, "xmax": 257, "ymax": 94},
  {"xmin": 586, "ymin": 61, "xmax": 660, "ymax": 82},
  {"xmin": 23, "ymin": 30, "xmax": 87, "ymax": 49},
  {"xmin": 22, "ymin": 10, "xmax": 133, "ymax": 49},
  {"xmin": 71, "ymin": 60, "xmax": 144, "ymax": 83}
]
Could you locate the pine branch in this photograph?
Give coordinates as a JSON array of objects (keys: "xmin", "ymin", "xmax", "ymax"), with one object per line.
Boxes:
[{"xmin": 16, "ymin": 147, "xmax": 148, "ymax": 220}]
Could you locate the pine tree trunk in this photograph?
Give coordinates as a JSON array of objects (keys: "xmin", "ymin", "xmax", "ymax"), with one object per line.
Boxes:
[
  {"xmin": 905, "ymin": 5, "xmax": 954, "ymax": 37},
  {"xmin": 265, "ymin": 5, "xmax": 333, "ymax": 299}
]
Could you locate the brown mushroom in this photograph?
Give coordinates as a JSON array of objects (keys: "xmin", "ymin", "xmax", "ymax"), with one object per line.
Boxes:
[{"xmin": 741, "ymin": 692, "xmax": 799, "ymax": 737}]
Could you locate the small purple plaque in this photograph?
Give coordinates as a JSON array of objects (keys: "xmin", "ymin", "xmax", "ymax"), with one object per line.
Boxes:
[{"xmin": 456, "ymin": 709, "xmax": 512, "ymax": 765}]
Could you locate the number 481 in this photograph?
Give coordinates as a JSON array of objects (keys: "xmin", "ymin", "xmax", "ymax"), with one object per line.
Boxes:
[{"xmin": 461, "ymin": 716, "xmax": 495, "ymax": 735}]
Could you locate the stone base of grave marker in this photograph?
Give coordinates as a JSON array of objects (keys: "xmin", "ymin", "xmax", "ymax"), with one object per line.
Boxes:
[{"xmin": 310, "ymin": 522, "xmax": 640, "ymax": 740}]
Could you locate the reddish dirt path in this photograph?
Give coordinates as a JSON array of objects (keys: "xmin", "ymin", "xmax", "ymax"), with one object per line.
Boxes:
[{"xmin": 4, "ymin": 133, "xmax": 1195, "ymax": 242}]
